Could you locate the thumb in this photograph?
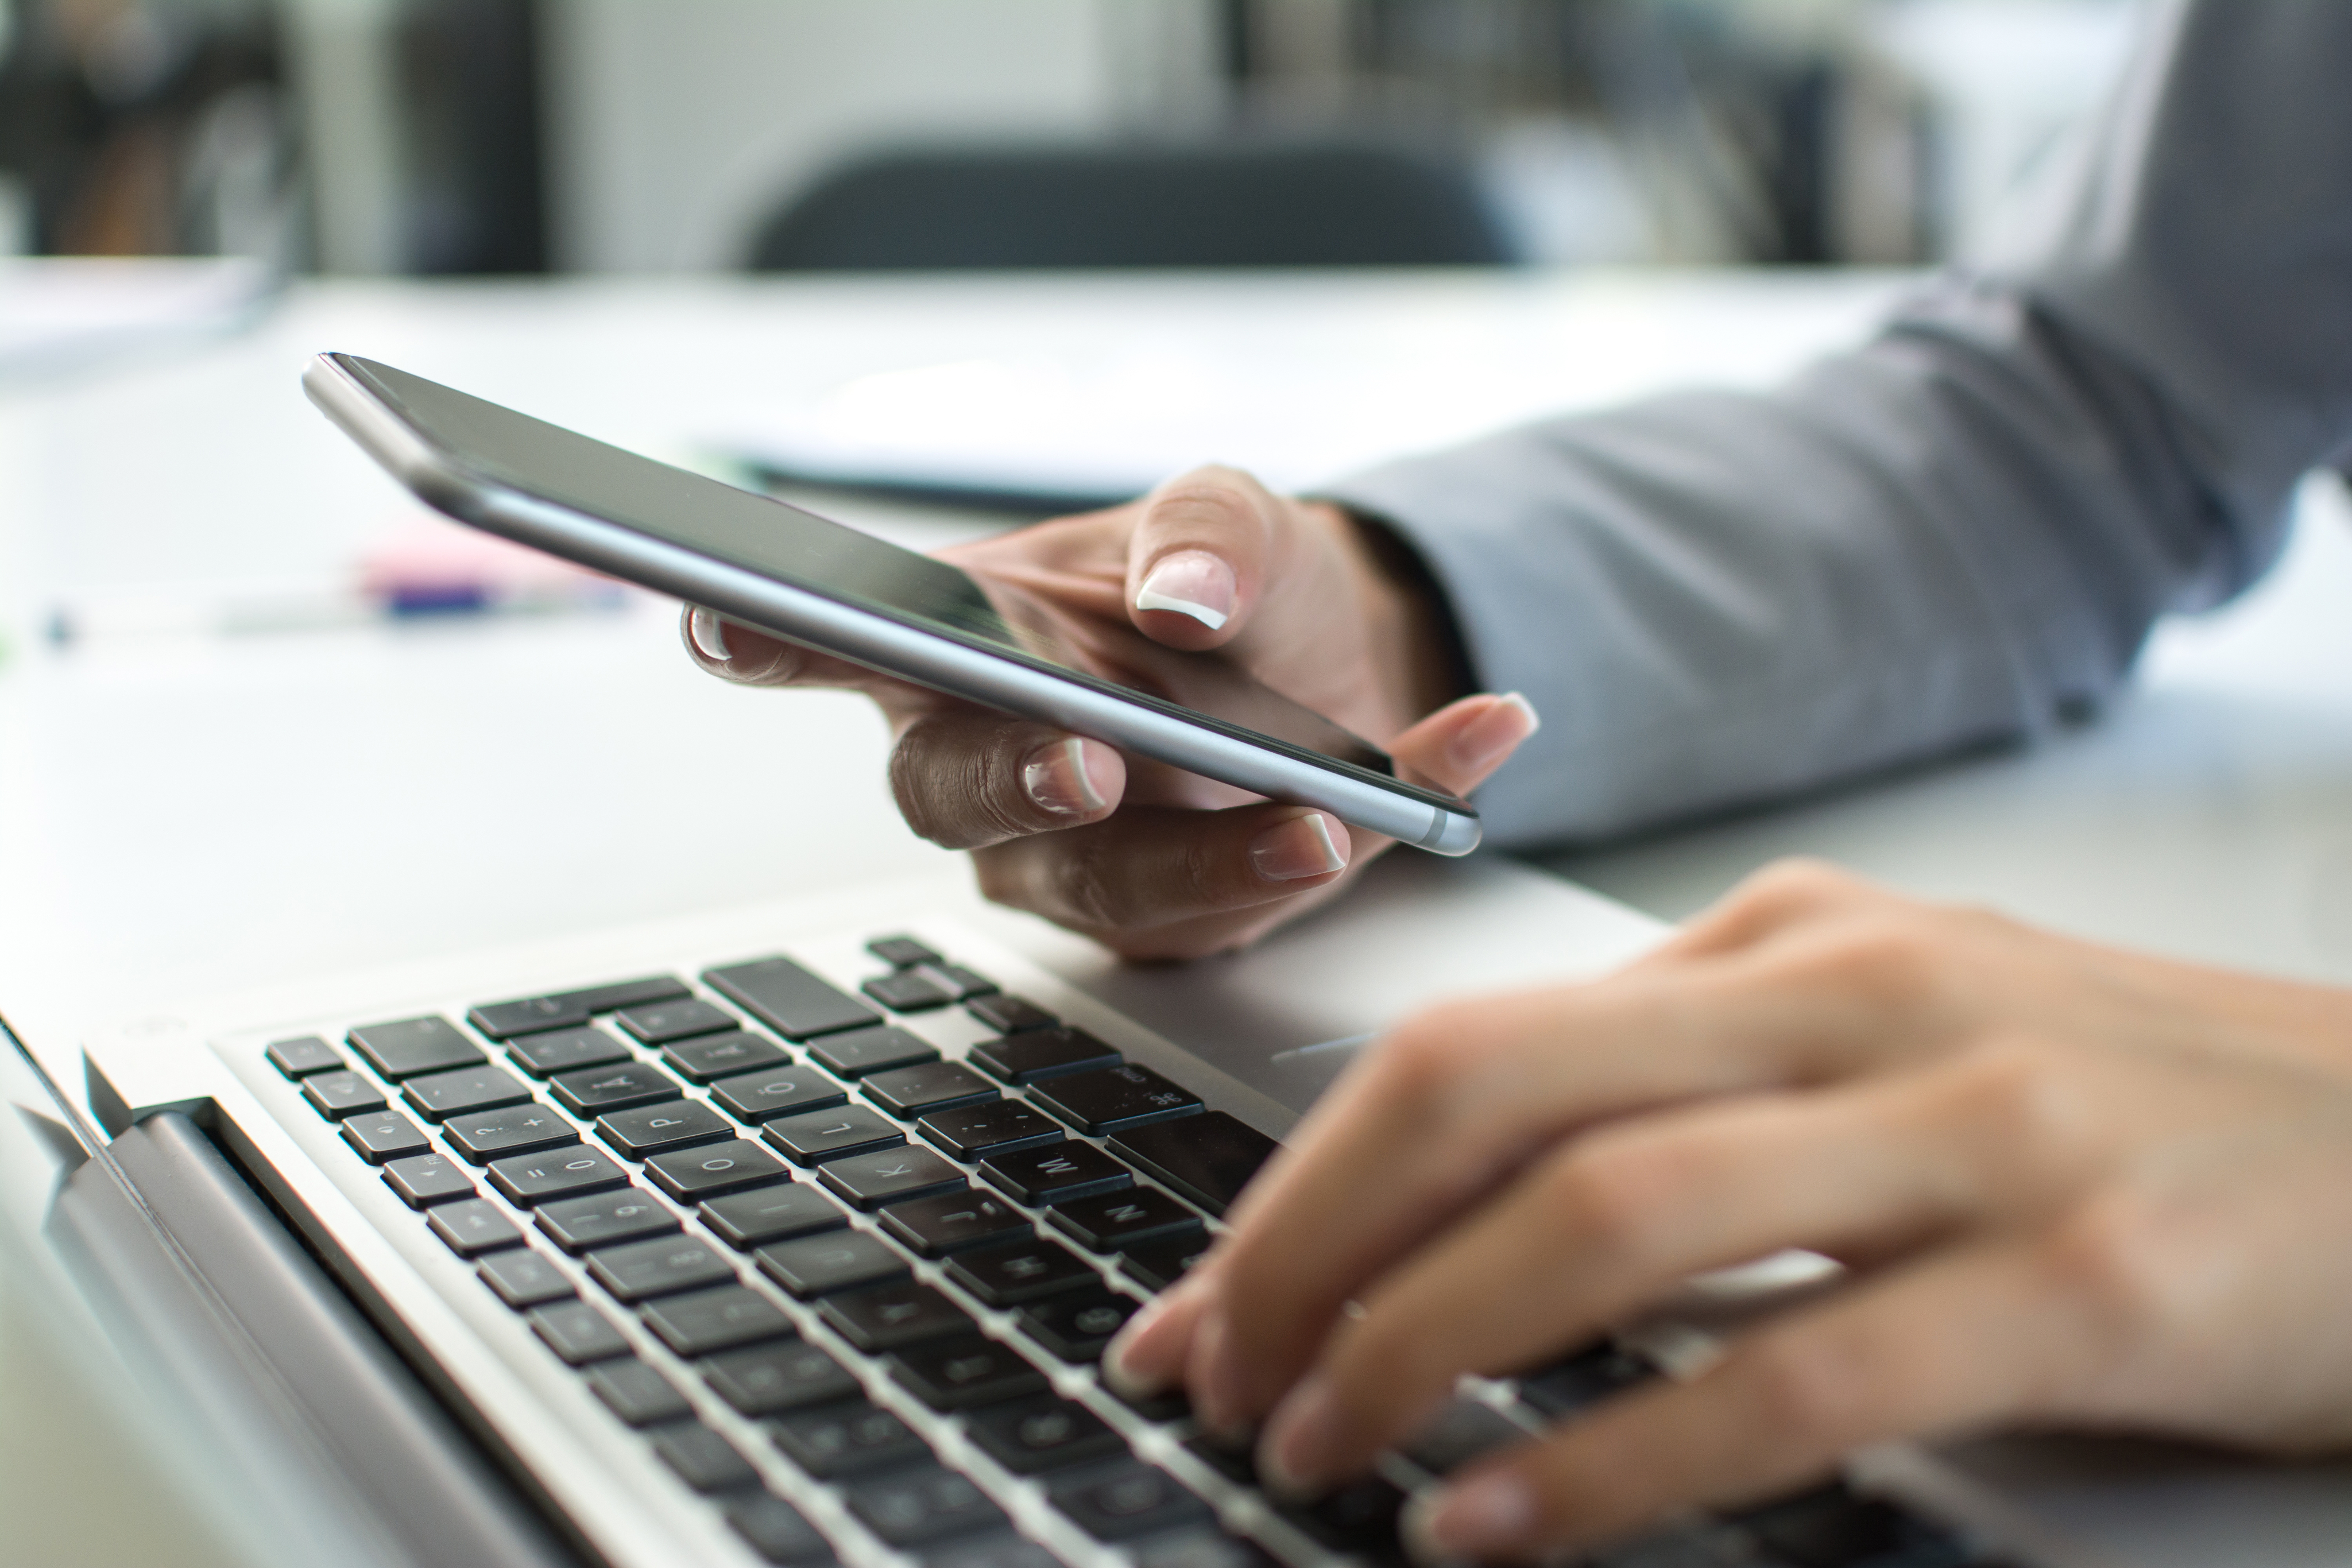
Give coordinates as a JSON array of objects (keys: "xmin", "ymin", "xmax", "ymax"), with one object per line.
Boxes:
[
  {"xmin": 1124, "ymin": 466, "xmax": 1285, "ymax": 652},
  {"xmin": 1388, "ymin": 692, "xmax": 1541, "ymax": 798}
]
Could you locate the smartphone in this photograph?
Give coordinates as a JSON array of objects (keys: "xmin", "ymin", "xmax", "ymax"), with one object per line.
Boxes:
[{"xmin": 304, "ymin": 353, "xmax": 1480, "ymax": 854}]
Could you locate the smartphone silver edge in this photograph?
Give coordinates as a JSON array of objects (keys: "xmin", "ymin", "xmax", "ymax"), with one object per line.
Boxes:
[{"xmin": 303, "ymin": 353, "xmax": 1481, "ymax": 855}]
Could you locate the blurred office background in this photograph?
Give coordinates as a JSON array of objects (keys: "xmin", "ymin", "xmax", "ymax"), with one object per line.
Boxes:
[{"xmin": 0, "ymin": 0, "xmax": 2145, "ymax": 280}]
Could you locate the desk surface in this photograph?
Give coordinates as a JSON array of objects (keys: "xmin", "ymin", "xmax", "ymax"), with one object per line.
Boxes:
[{"xmin": 3, "ymin": 266, "xmax": 2349, "ymax": 1091}]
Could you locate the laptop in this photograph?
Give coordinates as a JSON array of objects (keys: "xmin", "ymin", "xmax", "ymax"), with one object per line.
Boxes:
[{"xmin": 15, "ymin": 850, "xmax": 2352, "ymax": 1568}]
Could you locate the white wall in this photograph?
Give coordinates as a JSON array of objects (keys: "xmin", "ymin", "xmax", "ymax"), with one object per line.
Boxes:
[{"xmin": 544, "ymin": 0, "xmax": 1218, "ymax": 274}]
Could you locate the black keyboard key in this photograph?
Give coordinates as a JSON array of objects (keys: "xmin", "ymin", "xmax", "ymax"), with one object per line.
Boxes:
[
  {"xmin": 505, "ymin": 1025, "xmax": 632, "ymax": 1078},
  {"xmin": 549, "ymin": 1060, "xmax": 680, "ymax": 1117},
  {"xmin": 708, "ymin": 1065, "xmax": 848, "ymax": 1125},
  {"xmin": 468, "ymin": 975, "xmax": 687, "ymax": 1039},
  {"xmin": 614, "ymin": 997, "xmax": 737, "ymax": 1044},
  {"xmin": 726, "ymin": 1495, "xmax": 835, "ymax": 1565},
  {"xmin": 981, "ymin": 1141, "xmax": 1132, "ymax": 1207},
  {"xmin": 642, "ymin": 1283, "xmax": 796, "ymax": 1356},
  {"xmin": 821, "ymin": 1146, "xmax": 966, "ymax": 1210},
  {"xmin": 881, "ymin": 1190, "xmax": 1031, "ymax": 1257},
  {"xmin": 652, "ymin": 1422, "xmax": 761, "ymax": 1494},
  {"xmin": 666, "ymin": 1030, "xmax": 791, "ymax": 1084},
  {"xmin": 1182, "ymin": 1434, "xmax": 1257, "ymax": 1484},
  {"xmin": 1109, "ymin": 1112, "xmax": 1280, "ymax": 1220},
  {"xmin": 585, "ymin": 1358, "xmax": 692, "ymax": 1427},
  {"xmin": 303, "ymin": 1071, "xmax": 387, "ymax": 1120},
  {"xmin": 927, "ymin": 964, "xmax": 998, "ymax": 1001},
  {"xmin": 1048, "ymin": 1188, "xmax": 1204, "ymax": 1253},
  {"xmin": 488, "ymin": 1145, "xmax": 630, "ymax": 1206},
  {"xmin": 866, "ymin": 935, "xmax": 941, "ymax": 968},
  {"xmin": 966, "ymin": 1396, "xmax": 1126, "ymax": 1474},
  {"xmin": 347, "ymin": 1016, "xmax": 484, "ymax": 1079},
  {"xmin": 846, "ymin": 1467, "xmax": 1005, "ymax": 1547},
  {"xmin": 429, "ymin": 1198, "xmax": 526, "ymax": 1257},
  {"xmin": 1049, "ymin": 1462, "xmax": 1210, "ymax": 1542},
  {"xmin": 701, "ymin": 1184, "xmax": 847, "ymax": 1250},
  {"xmin": 443, "ymin": 1104, "xmax": 580, "ymax": 1163},
  {"xmin": 821, "ymin": 1280, "xmax": 974, "ymax": 1352},
  {"xmin": 1118, "ymin": 1232, "xmax": 1212, "ymax": 1294},
  {"xmin": 965, "ymin": 994, "xmax": 1057, "ymax": 1035},
  {"xmin": 771, "ymin": 1401, "xmax": 930, "ymax": 1480},
  {"xmin": 401, "ymin": 1063, "xmax": 533, "ymax": 1122},
  {"xmin": 861, "ymin": 970, "xmax": 954, "ymax": 1013},
  {"xmin": 1280, "ymin": 1474, "xmax": 1406, "ymax": 1557},
  {"xmin": 945, "ymin": 1237, "xmax": 1096, "ymax": 1307},
  {"xmin": 706, "ymin": 957, "xmax": 879, "ymax": 1040},
  {"xmin": 1109, "ymin": 1380, "xmax": 1192, "ymax": 1424},
  {"xmin": 1397, "ymin": 1399, "xmax": 1531, "ymax": 1477},
  {"xmin": 645, "ymin": 1138, "xmax": 790, "ymax": 1202},
  {"xmin": 1133, "ymin": 1531, "xmax": 1281, "ymax": 1568},
  {"xmin": 861, "ymin": 1060, "xmax": 997, "ymax": 1120},
  {"xmin": 535, "ymin": 1187, "xmax": 677, "ymax": 1253},
  {"xmin": 929, "ymin": 1534, "xmax": 1065, "ymax": 1568},
  {"xmin": 705, "ymin": 1339, "xmax": 861, "ymax": 1415},
  {"xmin": 1516, "ymin": 1341, "xmax": 1656, "ymax": 1419},
  {"xmin": 756, "ymin": 1231, "xmax": 909, "ymax": 1299},
  {"xmin": 1012, "ymin": 1287, "xmax": 1135, "ymax": 1364},
  {"xmin": 762, "ymin": 1105, "xmax": 905, "ymax": 1166},
  {"xmin": 383, "ymin": 1151, "xmax": 477, "ymax": 1207},
  {"xmin": 968, "ymin": 1028, "xmax": 1120, "ymax": 1086},
  {"xmin": 529, "ymin": 1299, "xmax": 631, "ymax": 1364},
  {"xmin": 267, "ymin": 1036, "xmax": 343, "ymax": 1078},
  {"xmin": 341, "ymin": 1110, "xmax": 432, "ymax": 1163},
  {"xmin": 889, "ymin": 1333, "xmax": 1049, "ymax": 1411},
  {"xmin": 587, "ymin": 1234, "xmax": 736, "ymax": 1301},
  {"xmin": 478, "ymin": 1248, "xmax": 575, "ymax": 1309},
  {"xmin": 598, "ymin": 1099, "xmax": 733, "ymax": 1159},
  {"xmin": 1028, "ymin": 1064, "xmax": 1202, "ymax": 1136},
  {"xmin": 806, "ymin": 1025, "xmax": 939, "ymax": 1079},
  {"xmin": 919, "ymin": 1104, "xmax": 1063, "ymax": 1162}
]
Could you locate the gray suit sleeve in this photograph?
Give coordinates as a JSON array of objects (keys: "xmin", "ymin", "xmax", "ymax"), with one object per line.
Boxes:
[{"xmin": 1324, "ymin": 0, "xmax": 2352, "ymax": 848}]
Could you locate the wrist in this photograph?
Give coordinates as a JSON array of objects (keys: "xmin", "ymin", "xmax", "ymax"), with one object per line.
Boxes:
[{"xmin": 1306, "ymin": 501, "xmax": 1474, "ymax": 730}]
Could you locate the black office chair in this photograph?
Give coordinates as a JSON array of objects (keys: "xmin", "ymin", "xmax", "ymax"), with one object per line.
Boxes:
[{"xmin": 745, "ymin": 141, "xmax": 1515, "ymax": 270}]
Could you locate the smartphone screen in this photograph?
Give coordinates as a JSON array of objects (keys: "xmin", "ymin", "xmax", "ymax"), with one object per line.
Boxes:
[{"xmin": 338, "ymin": 355, "xmax": 1406, "ymax": 785}]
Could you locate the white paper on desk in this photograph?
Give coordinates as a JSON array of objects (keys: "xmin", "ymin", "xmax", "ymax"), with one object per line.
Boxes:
[{"xmin": 0, "ymin": 256, "xmax": 276, "ymax": 378}]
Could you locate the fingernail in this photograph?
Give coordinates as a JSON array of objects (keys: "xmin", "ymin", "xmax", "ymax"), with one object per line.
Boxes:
[
  {"xmin": 1102, "ymin": 1290, "xmax": 1187, "ymax": 1397},
  {"xmin": 1259, "ymin": 1374, "xmax": 1343, "ymax": 1499},
  {"xmin": 1409, "ymin": 1472, "xmax": 1535, "ymax": 1563},
  {"xmin": 1448, "ymin": 692, "xmax": 1540, "ymax": 775},
  {"xmin": 1191, "ymin": 1308, "xmax": 1251, "ymax": 1441},
  {"xmin": 688, "ymin": 607, "xmax": 733, "ymax": 662},
  {"xmin": 1250, "ymin": 811, "xmax": 1349, "ymax": 882},
  {"xmin": 1135, "ymin": 551, "xmax": 1237, "ymax": 630},
  {"xmin": 1023, "ymin": 737, "xmax": 1112, "ymax": 816}
]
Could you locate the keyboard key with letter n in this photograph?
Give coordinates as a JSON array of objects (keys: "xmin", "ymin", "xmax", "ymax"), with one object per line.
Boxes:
[
  {"xmin": 1110, "ymin": 1112, "xmax": 1280, "ymax": 1219},
  {"xmin": 706, "ymin": 955, "xmax": 878, "ymax": 1039}
]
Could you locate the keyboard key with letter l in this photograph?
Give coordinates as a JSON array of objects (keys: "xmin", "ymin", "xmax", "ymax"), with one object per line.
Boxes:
[
  {"xmin": 442, "ymin": 1104, "xmax": 580, "ymax": 1163},
  {"xmin": 1012, "ymin": 1286, "xmax": 1138, "ymax": 1363},
  {"xmin": 1049, "ymin": 1187, "xmax": 1204, "ymax": 1253},
  {"xmin": 339, "ymin": 1110, "xmax": 432, "ymax": 1163},
  {"xmin": 756, "ymin": 1231, "xmax": 909, "ymax": 1299},
  {"xmin": 704, "ymin": 1339, "xmax": 861, "ymax": 1416},
  {"xmin": 585, "ymin": 1234, "xmax": 737, "ymax": 1302},
  {"xmin": 641, "ymin": 1284, "xmax": 796, "ymax": 1357},
  {"xmin": 529, "ymin": 1299, "xmax": 632, "ymax": 1365},
  {"xmin": 1049, "ymin": 1461, "xmax": 1212, "ymax": 1541},
  {"xmin": 968, "ymin": 1028, "xmax": 1120, "ymax": 1086},
  {"xmin": 980, "ymin": 1141, "xmax": 1131, "ymax": 1207},
  {"xmin": 706, "ymin": 956, "xmax": 878, "ymax": 1040},
  {"xmin": 1026, "ymin": 1063, "xmax": 1202, "ymax": 1135},
  {"xmin": 846, "ymin": 1466, "xmax": 1006, "ymax": 1548},
  {"xmin": 596, "ymin": 1099, "xmax": 733, "ymax": 1159},
  {"xmin": 1109, "ymin": 1112, "xmax": 1280, "ymax": 1219},
  {"xmin": 535, "ymin": 1187, "xmax": 678, "ymax": 1254},
  {"xmin": 888, "ymin": 1333, "xmax": 1049, "ymax": 1411},
  {"xmin": 761, "ymin": 1105, "xmax": 904, "ymax": 1167},
  {"xmin": 467, "ymin": 975, "xmax": 688, "ymax": 1039},
  {"xmin": 771, "ymin": 1400, "xmax": 932, "ymax": 1479},
  {"xmin": 346, "ymin": 1016, "xmax": 485, "ymax": 1079}
]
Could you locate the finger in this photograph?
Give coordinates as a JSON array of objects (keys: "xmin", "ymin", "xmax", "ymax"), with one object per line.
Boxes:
[
  {"xmin": 1411, "ymin": 1238, "xmax": 2098, "ymax": 1559},
  {"xmin": 1124, "ymin": 467, "xmax": 1286, "ymax": 650},
  {"xmin": 1256, "ymin": 1070, "xmax": 2014, "ymax": 1492},
  {"xmin": 1642, "ymin": 858, "xmax": 1886, "ymax": 969},
  {"xmin": 681, "ymin": 605, "xmax": 899, "ymax": 694},
  {"xmin": 972, "ymin": 801, "xmax": 1351, "ymax": 937},
  {"xmin": 1387, "ymin": 692, "xmax": 1540, "ymax": 797},
  {"xmin": 887, "ymin": 709, "xmax": 1127, "ymax": 850}
]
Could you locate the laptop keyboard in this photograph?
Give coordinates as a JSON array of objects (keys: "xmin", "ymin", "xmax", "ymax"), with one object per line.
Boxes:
[{"xmin": 264, "ymin": 932, "xmax": 2009, "ymax": 1568}]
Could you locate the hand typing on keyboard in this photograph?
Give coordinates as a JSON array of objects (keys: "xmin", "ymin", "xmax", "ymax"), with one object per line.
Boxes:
[
  {"xmin": 1105, "ymin": 861, "xmax": 2352, "ymax": 1561},
  {"xmin": 681, "ymin": 466, "xmax": 1537, "ymax": 959}
]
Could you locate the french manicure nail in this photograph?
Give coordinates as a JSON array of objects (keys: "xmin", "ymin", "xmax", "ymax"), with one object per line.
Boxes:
[
  {"xmin": 1448, "ymin": 692, "xmax": 1540, "ymax": 774},
  {"xmin": 1135, "ymin": 551, "xmax": 1237, "ymax": 630},
  {"xmin": 1259, "ymin": 1375, "xmax": 1341, "ymax": 1499},
  {"xmin": 1023, "ymin": 737, "xmax": 1111, "ymax": 816},
  {"xmin": 688, "ymin": 606, "xmax": 732, "ymax": 662},
  {"xmin": 1415, "ymin": 1472, "xmax": 1536, "ymax": 1561},
  {"xmin": 1249, "ymin": 812, "xmax": 1348, "ymax": 882}
]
